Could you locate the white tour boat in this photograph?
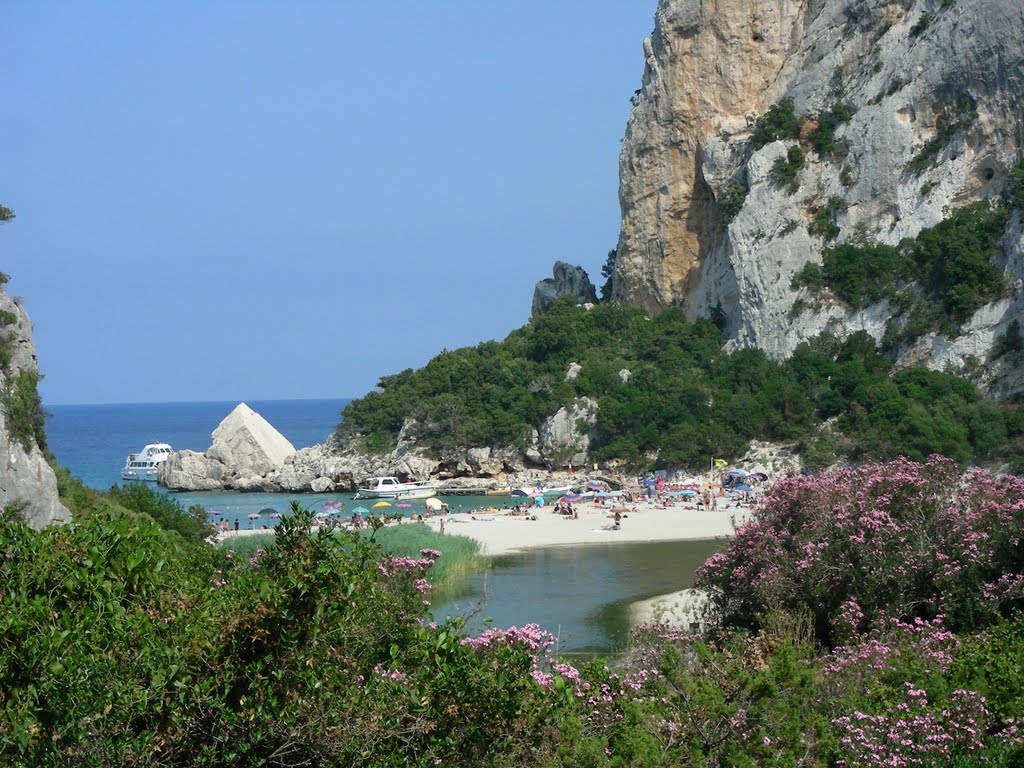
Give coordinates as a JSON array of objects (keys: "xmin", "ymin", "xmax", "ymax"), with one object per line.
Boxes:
[
  {"xmin": 121, "ymin": 442, "xmax": 173, "ymax": 481},
  {"xmin": 354, "ymin": 476, "xmax": 439, "ymax": 499}
]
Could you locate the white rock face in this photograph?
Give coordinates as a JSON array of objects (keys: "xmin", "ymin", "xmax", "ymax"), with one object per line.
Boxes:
[
  {"xmin": 0, "ymin": 291, "xmax": 69, "ymax": 529},
  {"xmin": 615, "ymin": 0, "xmax": 1024, "ymax": 394},
  {"xmin": 207, "ymin": 403, "xmax": 296, "ymax": 475},
  {"xmin": 159, "ymin": 403, "xmax": 297, "ymax": 491},
  {"xmin": 538, "ymin": 397, "xmax": 599, "ymax": 466}
]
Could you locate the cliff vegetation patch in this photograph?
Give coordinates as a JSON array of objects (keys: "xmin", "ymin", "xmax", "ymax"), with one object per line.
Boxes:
[{"xmin": 795, "ymin": 200, "xmax": 1010, "ymax": 340}]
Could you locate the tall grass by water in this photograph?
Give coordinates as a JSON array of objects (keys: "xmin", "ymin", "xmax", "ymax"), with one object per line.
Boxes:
[{"xmin": 219, "ymin": 524, "xmax": 484, "ymax": 600}]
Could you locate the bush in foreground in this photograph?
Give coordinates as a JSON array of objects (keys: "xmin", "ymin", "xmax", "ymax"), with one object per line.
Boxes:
[{"xmin": 696, "ymin": 456, "xmax": 1024, "ymax": 645}]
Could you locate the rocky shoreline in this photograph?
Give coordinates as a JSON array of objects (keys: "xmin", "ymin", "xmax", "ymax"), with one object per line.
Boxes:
[{"xmin": 157, "ymin": 402, "xmax": 801, "ymax": 494}]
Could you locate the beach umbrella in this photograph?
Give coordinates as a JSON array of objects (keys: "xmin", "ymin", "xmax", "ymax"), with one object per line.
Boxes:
[
  {"xmin": 372, "ymin": 501, "xmax": 392, "ymax": 509},
  {"xmin": 734, "ymin": 484, "xmax": 754, "ymax": 492},
  {"xmin": 259, "ymin": 507, "xmax": 278, "ymax": 516},
  {"xmin": 678, "ymin": 489, "xmax": 698, "ymax": 495},
  {"xmin": 247, "ymin": 513, "xmax": 260, "ymax": 520},
  {"xmin": 751, "ymin": 472, "xmax": 769, "ymax": 482},
  {"xmin": 395, "ymin": 502, "xmax": 412, "ymax": 508},
  {"xmin": 425, "ymin": 497, "xmax": 443, "ymax": 510},
  {"xmin": 321, "ymin": 499, "xmax": 344, "ymax": 510},
  {"xmin": 560, "ymin": 493, "xmax": 582, "ymax": 502},
  {"xmin": 726, "ymin": 468, "xmax": 748, "ymax": 476},
  {"xmin": 726, "ymin": 492, "xmax": 739, "ymax": 498},
  {"xmin": 587, "ymin": 482, "xmax": 604, "ymax": 490},
  {"xmin": 510, "ymin": 489, "xmax": 529, "ymax": 497},
  {"xmin": 350, "ymin": 506, "xmax": 371, "ymax": 516},
  {"xmin": 642, "ymin": 479, "xmax": 657, "ymax": 486}
]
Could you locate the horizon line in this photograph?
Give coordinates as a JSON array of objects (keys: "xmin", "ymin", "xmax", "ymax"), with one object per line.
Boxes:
[{"xmin": 45, "ymin": 396, "xmax": 354, "ymax": 408}]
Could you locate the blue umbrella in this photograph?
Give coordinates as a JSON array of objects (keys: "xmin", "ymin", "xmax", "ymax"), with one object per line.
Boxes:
[
  {"xmin": 734, "ymin": 484, "xmax": 754, "ymax": 492},
  {"xmin": 511, "ymin": 489, "xmax": 529, "ymax": 497},
  {"xmin": 678, "ymin": 489, "xmax": 698, "ymax": 495},
  {"xmin": 727, "ymin": 469, "xmax": 748, "ymax": 476},
  {"xmin": 642, "ymin": 479, "xmax": 657, "ymax": 486}
]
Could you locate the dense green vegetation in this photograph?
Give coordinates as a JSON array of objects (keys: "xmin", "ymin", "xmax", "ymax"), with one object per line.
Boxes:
[
  {"xmin": 718, "ymin": 177, "xmax": 748, "ymax": 221},
  {"xmin": 769, "ymin": 145, "xmax": 805, "ymax": 193},
  {"xmin": 338, "ymin": 296, "xmax": 1024, "ymax": 472},
  {"xmin": 0, "ymin": 370, "xmax": 47, "ymax": 453},
  {"xmin": 5, "ymin": 459, "xmax": 1024, "ymax": 766}
]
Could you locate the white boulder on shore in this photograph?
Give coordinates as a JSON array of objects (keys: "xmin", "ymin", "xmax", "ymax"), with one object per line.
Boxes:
[{"xmin": 158, "ymin": 403, "xmax": 296, "ymax": 491}]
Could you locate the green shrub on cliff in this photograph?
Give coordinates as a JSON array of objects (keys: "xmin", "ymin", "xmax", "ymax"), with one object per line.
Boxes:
[{"xmin": 749, "ymin": 97, "xmax": 803, "ymax": 149}]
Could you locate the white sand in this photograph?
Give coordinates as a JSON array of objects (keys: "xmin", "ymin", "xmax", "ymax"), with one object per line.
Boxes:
[{"xmin": 422, "ymin": 499, "xmax": 751, "ymax": 557}]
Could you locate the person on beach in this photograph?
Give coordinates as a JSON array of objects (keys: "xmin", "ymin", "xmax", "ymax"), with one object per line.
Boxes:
[
  {"xmin": 613, "ymin": 510, "xmax": 621, "ymax": 530},
  {"xmin": 439, "ymin": 517, "xmax": 446, "ymax": 534}
]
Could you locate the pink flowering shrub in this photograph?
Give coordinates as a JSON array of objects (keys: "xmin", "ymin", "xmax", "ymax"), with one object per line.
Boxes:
[{"xmin": 696, "ymin": 457, "xmax": 1024, "ymax": 645}]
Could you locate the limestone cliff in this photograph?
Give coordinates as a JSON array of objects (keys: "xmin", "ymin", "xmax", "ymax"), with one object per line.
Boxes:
[
  {"xmin": 614, "ymin": 0, "xmax": 1024, "ymax": 394},
  {"xmin": 0, "ymin": 286, "xmax": 69, "ymax": 528}
]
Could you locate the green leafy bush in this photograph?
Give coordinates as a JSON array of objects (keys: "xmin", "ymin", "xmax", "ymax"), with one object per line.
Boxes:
[
  {"xmin": 749, "ymin": 97, "xmax": 804, "ymax": 149},
  {"xmin": 0, "ymin": 370, "xmax": 46, "ymax": 452},
  {"xmin": 718, "ymin": 177, "xmax": 748, "ymax": 221},
  {"xmin": 806, "ymin": 102, "xmax": 855, "ymax": 156},
  {"xmin": 770, "ymin": 145, "xmax": 805, "ymax": 193},
  {"xmin": 821, "ymin": 241, "xmax": 910, "ymax": 307},
  {"xmin": 910, "ymin": 200, "xmax": 1008, "ymax": 322}
]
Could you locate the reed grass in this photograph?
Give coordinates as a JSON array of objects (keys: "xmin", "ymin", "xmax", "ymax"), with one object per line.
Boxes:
[
  {"xmin": 219, "ymin": 533, "xmax": 276, "ymax": 560},
  {"xmin": 217, "ymin": 524, "xmax": 485, "ymax": 600},
  {"xmin": 363, "ymin": 524, "xmax": 485, "ymax": 600}
]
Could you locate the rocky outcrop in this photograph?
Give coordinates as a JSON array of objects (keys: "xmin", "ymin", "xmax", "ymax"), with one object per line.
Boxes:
[
  {"xmin": 158, "ymin": 403, "xmax": 297, "ymax": 491},
  {"xmin": 526, "ymin": 397, "xmax": 599, "ymax": 467},
  {"xmin": 532, "ymin": 261, "xmax": 598, "ymax": 317},
  {"xmin": 0, "ymin": 289, "xmax": 69, "ymax": 529},
  {"xmin": 614, "ymin": 0, "xmax": 1024, "ymax": 394}
]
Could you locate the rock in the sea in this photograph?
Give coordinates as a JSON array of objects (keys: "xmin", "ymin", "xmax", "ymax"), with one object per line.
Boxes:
[
  {"xmin": 207, "ymin": 403, "xmax": 296, "ymax": 476},
  {"xmin": 531, "ymin": 261, "xmax": 598, "ymax": 317},
  {"xmin": 158, "ymin": 403, "xmax": 296, "ymax": 491}
]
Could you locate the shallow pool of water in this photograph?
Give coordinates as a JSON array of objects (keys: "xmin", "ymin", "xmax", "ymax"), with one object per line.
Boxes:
[{"xmin": 432, "ymin": 538, "xmax": 724, "ymax": 655}]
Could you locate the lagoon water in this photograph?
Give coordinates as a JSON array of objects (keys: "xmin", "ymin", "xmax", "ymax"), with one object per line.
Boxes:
[{"xmin": 46, "ymin": 399, "xmax": 717, "ymax": 652}]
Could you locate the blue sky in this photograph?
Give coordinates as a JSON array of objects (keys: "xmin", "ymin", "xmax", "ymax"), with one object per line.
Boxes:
[{"xmin": 2, "ymin": 1, "xmax": 654, "ymax": 405}]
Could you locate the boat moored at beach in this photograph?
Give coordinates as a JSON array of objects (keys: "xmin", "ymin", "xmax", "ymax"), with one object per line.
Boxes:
[
  {"xmin": 121, "ymin": 443, "xmax": 173, "ymax": 481},
  {"xmin": 355, "ymin": 476, "xmax": 439, "ymax": 499}
]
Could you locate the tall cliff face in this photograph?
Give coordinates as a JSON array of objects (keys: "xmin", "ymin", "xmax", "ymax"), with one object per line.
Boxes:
[
  {"xmin": 0, "ymin": 288, "xmax": 69, "ymax": 529},
  {"xmin": 614, "ymin": 0, "xmax": 1024, "ymax": 393}
]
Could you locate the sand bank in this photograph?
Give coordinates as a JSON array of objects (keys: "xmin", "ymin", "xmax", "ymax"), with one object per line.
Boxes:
[{"xmin": 422, "ymin": 499, "xmax": 752, "ymax": 557}]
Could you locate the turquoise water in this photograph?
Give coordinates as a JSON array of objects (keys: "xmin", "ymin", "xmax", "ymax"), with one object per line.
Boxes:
[
  {"xmin": 435, "ymin": 539, "xmax": 722, "ymax": 654},
  {"xmin": 46, "ymin": 399, "xmax": 722, "ymax": 652}
]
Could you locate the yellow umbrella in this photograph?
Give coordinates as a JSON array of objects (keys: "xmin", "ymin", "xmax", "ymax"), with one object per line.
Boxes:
[{"xmin": 372, "ymin": 501, "xmax": 392, "ymax": 509}]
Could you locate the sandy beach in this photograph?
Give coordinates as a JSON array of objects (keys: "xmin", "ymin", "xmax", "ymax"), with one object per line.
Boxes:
[{"xmin": 420, "ymin": 498, "xmax": 752, "ymax": 557}]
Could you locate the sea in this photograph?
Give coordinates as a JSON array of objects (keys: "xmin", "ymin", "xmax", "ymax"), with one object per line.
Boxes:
[
  {"xmin": 46, "ymin": 398, "xmax": 353, "ymax": 528},
  {"xmin": 46, "ymin": 398, "xmax": 715, "ymax": 653}
]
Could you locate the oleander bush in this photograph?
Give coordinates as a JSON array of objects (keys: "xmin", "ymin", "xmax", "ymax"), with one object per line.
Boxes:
[{"xmin": 696, "ymin": 456, "xmax": 1024, "ymax": 645}]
